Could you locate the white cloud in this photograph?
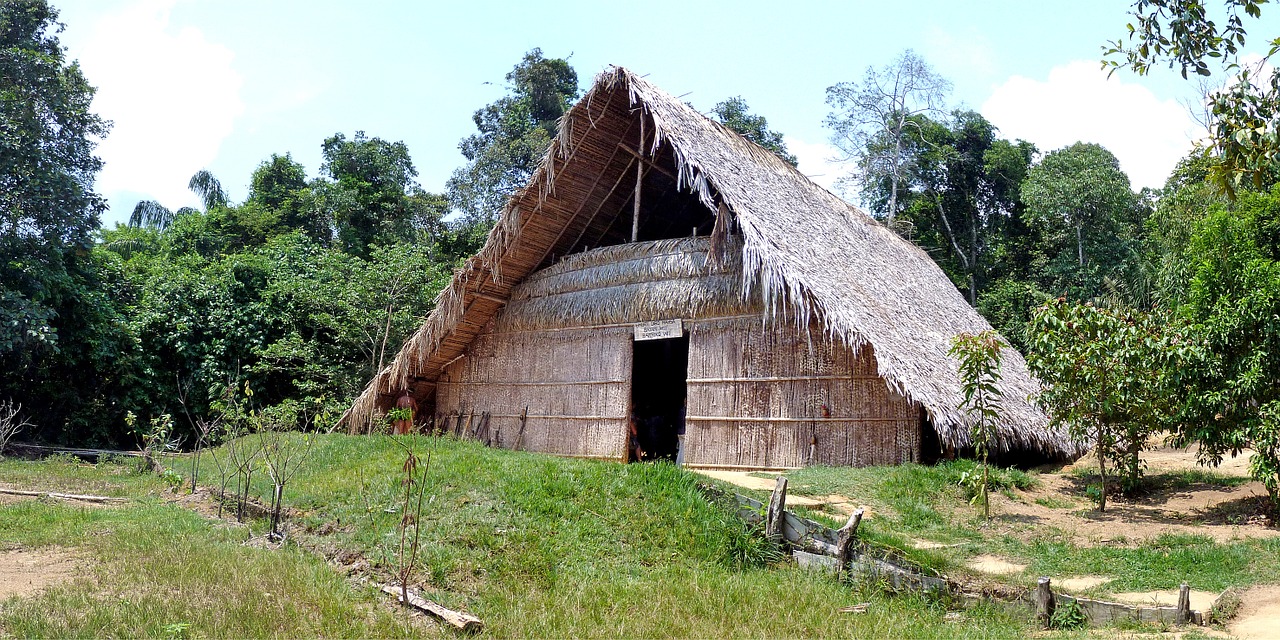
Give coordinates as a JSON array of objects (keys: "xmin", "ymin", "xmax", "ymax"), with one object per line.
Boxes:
[
  {"xmin": 922, "ymin": 26, "xmax": 998, "ymax": 85},
  {"xmin": 785, "ymin": 135, "xmax": 847, "ymax": 194},
  {"xmin": 73, "ymin": 0, "xmax": 243, "ymax": 213},
  {"xmin": 981, "ymin": 61, "xmax": 1202, "ymax": 190}
]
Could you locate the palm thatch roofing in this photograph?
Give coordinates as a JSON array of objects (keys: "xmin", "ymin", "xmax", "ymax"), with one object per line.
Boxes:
[{"xmin": 343, "ymin": 66, "xmax": 1081, "ymax": 459}]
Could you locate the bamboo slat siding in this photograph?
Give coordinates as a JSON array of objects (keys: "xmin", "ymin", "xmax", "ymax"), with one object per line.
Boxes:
[
  {"xmin": 433, "ymin": 238, "xmax": 921, "ymax": 469},
  {"xmin": 436, "ymin": 322, "xmax": 632, "ymax": 460},
  {"xmin": 685, "ymin": 317, "xmax": 920, "ymax": 468}
]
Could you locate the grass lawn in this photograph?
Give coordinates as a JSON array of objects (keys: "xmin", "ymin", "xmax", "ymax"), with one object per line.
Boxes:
[
  {"xmin": 0, "ymin": 436, "xmax": 1042, "ymax": 638},
  {"xmin": 780, "ymin": 460, "xmax": 1280, "ymax": 597}
]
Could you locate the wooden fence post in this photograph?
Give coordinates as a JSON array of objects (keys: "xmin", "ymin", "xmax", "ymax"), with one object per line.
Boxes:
[
  {"xmin": 1035, "ymin": 577, "xmax": 1056, "ymax": 628},
  {"xmin": 765, "ymin": 476, "xmax": 788, "ymax": 544},
  {"xmin": 1176, "ymin": 582, "xmax": 1191, "ymax": 625},
  {"xmin": 835, "ymin": 508, "xmax": 864, "ymax": 576}
]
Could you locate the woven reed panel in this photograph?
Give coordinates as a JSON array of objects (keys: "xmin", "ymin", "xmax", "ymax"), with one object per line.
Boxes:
[
  {"xmin": 435, "ymin": 321, "xmax": 632, "ymax": 460},
  {"xmin": 685, "ymin": 316, "xmax": 921, "ymax": 468}
]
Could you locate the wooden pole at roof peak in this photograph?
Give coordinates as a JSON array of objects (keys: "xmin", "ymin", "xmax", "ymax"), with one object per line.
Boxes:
[{"xmin": 631, "ymin": 114, "xmax": 643, "ymax": 243}]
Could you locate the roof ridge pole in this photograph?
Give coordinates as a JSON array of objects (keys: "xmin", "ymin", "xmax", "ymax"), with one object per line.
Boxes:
[{"xmin": 631, "ymin": 112, "xmax": 644, "ymax": 243}]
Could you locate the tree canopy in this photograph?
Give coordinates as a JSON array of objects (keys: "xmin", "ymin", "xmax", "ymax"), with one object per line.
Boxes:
[
  {"xmin": 446, "ymin": 49, "xmax": 579, "ymax": 229},
  {"xmin": 711, "ymin": 96, "xmax": 798, "ymax": 166}
]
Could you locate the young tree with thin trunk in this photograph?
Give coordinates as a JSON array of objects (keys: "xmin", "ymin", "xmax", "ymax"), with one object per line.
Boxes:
[{"xmin": 950, "ymin": 331, "xmax": 1004, "ymax": 521}]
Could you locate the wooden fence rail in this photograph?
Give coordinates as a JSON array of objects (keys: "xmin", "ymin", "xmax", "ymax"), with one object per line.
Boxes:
[{"xmin": 703, "ymin": 478, "xmax": 1214, "ymax": 628}]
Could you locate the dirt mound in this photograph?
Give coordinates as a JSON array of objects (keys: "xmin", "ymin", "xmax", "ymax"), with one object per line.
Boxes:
[{"xmin": 0, "ymin": 547, "xmax": 78, "ymax": 599}]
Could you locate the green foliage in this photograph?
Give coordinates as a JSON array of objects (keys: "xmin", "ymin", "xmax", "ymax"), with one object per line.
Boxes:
[
  {"xmin": 856, "ymin": 110, "xmax": 1037, "ymax": 307},
  {"xmin": 710, "ymin": 96, "xmax": 798, "ymax": 166},
  {"xmin": 949, "ymin": 331, "xmax": 1005, "ymax": 520},
  {"xmin": 447, "ymin": 48, "xmax": 579, "ymax": 228},
  {"xmin": 1105, "ymin": 0, "xmax": 1280, "ymax": 194},
  {"xmin": 1028, "ymin": 299, "xmax": 1179, "ymax": 508},
  {"xmin": 1021, "ymin": 143, "xmax": 1146, "ymax": 301},
  {"xmin": 1172, "ymin": 186, "xmax": 1280, "ymax": 507},
  {"xmin": 1049, "ymin": 598, "xmax": 1087, "ymax": 630},
  {"xmin": 320, "ymin": 131, "xmax": 444, "ymax": 257}
]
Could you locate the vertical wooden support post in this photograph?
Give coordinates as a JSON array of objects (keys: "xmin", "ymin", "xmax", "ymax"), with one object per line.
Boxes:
[
  {"xmin": 1176, "ymin": 582, "xmax": 1191, "ymax": 625},
  {"xmin": 515, "ymin": 406, "xmax": 528, "ymax": 450},
  {"xmin": 631, "ymin": 116, "xmax": 643, "ymax": 243},
  {"xmin": 1035, "ymin": 577, "xmax": 1056, "ymax": 629},
  {"xmin": 835, "ymin": 508, "xmax": 864, "ymax": 578},
  {"xmin": 765, "ymin": 476, "xmax": 788, "ymax": 545}
]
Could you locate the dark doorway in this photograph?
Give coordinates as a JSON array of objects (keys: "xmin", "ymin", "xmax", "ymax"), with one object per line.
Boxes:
[{"xmin": 630, "ymin": 335, "xmax": 688, "ymax": 462}]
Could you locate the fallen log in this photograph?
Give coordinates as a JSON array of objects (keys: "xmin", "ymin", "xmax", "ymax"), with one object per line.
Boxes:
[
  {"xmin": 0, "ymin": 487, "xmax": 125, "ymax": 503},
  {"xmin": 380, "ymin": 584, "xmax": 483, "ymax": 633}
]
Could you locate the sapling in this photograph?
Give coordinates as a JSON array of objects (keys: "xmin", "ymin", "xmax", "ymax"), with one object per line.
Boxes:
[
  {"xmin": 259, "ymin": 403, "xmax": 315, "ymax": 540},
  {"xmin": 391, "ymin": 436, "xmax": 432, "ymax": 608},
  {"xmin": 176, "ymin": 376, "xmax": 222, "ymax": 494},
  {"xmin": 949, "ymin": 331, "xmax": 1004, "ymax": 521}
]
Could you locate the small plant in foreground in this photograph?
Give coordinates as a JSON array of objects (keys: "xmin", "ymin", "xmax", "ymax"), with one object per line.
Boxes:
[
  {"xmin": 129, "ymin": 411, "xmax": 177, "ymax": 475},
  {"xmin": 950, "ymin": 331, "xmax": 1004, "ymax": 521},
  {"xmin": 258, "ymin": 402, "xmax": 318, "ymax": 541},
  {"xmin": 1049, "ymin": 598, "xmax": 1087, "ymax": 630}
]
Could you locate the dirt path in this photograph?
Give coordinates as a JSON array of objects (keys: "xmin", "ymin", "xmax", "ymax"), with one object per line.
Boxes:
[
  {"xmin": 1230, "ymin": 585, "xmax": 1280, "ymax": 639},
  {"xmin": 691, "ymin": 470, "xmax": 864, "ymax": 515},
  {"xmin": 0, "ymin": 547, "xmax": 78, "ymax": 599},
  {"xmin": 982, "ymin": 445, "xmax": 1279, "ymax": 546}
]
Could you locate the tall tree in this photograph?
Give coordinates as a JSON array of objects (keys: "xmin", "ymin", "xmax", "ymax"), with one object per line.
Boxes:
[
  {"xmin": 446, "ymin": 49, "xmax": 579, "ymax": 227},
  {"xmin": 320, "ymin": 131, "xmax": 438, "ymax": 257},
  {"xmin": 1021, "ymin": 143, "xmax": 1144, "ymax": 299},
  {"xmin": 0, "ymin": 0, "xmax": 109, "ymax": 354},
  {"xmin": 711, "ymin": 96, "xmax": 798, "ymax": 166},
  {"xmin": 863, "ymin": 110, "xmax": 1035, "ymax": 307},
  {"xmin": 825, "ymin": 49, "xmax": 951, "ymax": 222}
]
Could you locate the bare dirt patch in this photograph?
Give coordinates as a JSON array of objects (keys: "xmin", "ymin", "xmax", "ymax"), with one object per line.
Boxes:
[
  {"xmin": 1229, "ymin": 585, "xmax": 1280, "ymax": 640},
  {"xmin": 1109, "ymin": 589, "xmax": 1218, "ymax": 612},
  {"xmin": 1055, "ymin": 576, "xmax": 1110, "ymax": 591},
  {"xmin": 966, "ymin": 555, "xmax": 1027, "ymax": 575},
  {"xmin": 692, "ymin": 470, "xmax": 868, "ymax": 515},
  {"xmin": 987, "ymin": 445, "xmax": 1279, "ymax": 546},
  {"xmin": 0, "ymin": 547, "xmax": 78, "ymax": 599}
]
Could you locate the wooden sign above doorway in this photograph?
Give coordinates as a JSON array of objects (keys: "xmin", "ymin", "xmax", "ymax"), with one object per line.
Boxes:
[{"xmin": 634, "ymin": 319, "xmax": 683, "ymax": 341}]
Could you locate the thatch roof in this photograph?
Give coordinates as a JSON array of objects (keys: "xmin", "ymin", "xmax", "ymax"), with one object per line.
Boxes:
[{"xmin": 343, "ymin": 66, "xmax": 1081, "ymax": 459}]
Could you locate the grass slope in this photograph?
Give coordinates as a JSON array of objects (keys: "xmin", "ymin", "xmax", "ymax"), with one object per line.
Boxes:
[{"xmin": 0, "ymin": 437, "xmax": 1035, "ymax": 638}]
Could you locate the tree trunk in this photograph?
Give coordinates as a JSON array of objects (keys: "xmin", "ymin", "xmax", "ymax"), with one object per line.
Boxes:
[
  {"xmin": 1076, "ymin": 224, "xmax": 1085, "ymax": 267},
  {"xmin": 888, "ymin": 123, "xmax": 904, "ymax": 222},
  {"xmin": 1096, "ymin": 429, "xmax": 1108, "ymax": 512}
]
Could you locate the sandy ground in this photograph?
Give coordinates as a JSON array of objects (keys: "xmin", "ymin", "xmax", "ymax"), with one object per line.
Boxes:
[
  {"xmin": 0, "ymin": 547, "xmax": 77, "ymax": 600},
  {"xmin": 1230, "ymin": 585, "xmax": 1280, "ymax": 640},
  {"xmin": 989, "ymin": 444, "xmax": 1279, "ymax": 546},
  {"xmin": 696, "ymin": 447, "xmax": 1280, "ymax": 631},
  {"xmin": 692, "ymin": 469, "xmax": 865, "ymax": 515}
]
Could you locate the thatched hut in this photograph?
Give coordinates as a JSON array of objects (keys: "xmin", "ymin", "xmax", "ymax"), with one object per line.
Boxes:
[{"xmin": 342, "ymin": 67, "xmax": 1082, "ymax": 468}]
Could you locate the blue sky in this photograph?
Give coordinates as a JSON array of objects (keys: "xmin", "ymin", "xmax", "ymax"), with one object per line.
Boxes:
[{"xmin": 50, "ymin": 0, "xmax": 1280, "ymax": 226}]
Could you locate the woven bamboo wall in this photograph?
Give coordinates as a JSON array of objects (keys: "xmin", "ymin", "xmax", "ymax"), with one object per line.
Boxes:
[
  {"xmin": 432, "ymin": 238, "xmax": 922, "ymax": 468},
  {"xmin": 684, "ymin": 317, "xmax": 921, "ymax": 469},
  {"xmin": 435, "ymin": 320, "xmax": 633, "ymax": 460}
]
